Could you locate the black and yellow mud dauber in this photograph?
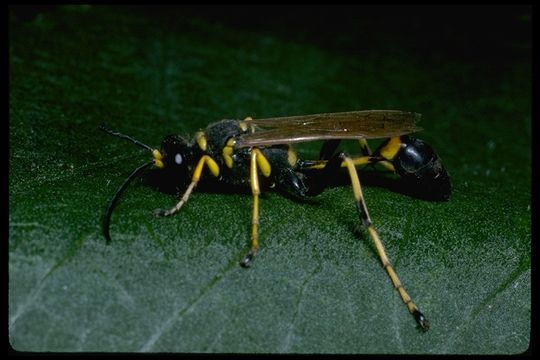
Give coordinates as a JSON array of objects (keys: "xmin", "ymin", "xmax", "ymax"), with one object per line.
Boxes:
[{"xmin": 100, "ymin": 110, "xmax": 451, "ymax": 331}]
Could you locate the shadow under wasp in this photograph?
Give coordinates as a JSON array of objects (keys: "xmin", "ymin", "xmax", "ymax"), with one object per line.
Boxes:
[{"xmin": 100, "ymin": 110, "xmax": 451, "ymax": 331}]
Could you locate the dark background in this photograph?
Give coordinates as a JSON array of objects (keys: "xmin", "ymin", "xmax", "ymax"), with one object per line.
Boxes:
[{"xmin": 10, "ymin": 5, "xmax": 531, "ymax": 62}]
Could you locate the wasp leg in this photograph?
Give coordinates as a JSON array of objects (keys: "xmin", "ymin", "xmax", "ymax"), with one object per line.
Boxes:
[
  {"xmin": 317, "ymin": 138, "xmax": 371, "ymax": 160},
  {"xmin": 299, "ymin": 154, "xmax": 391, "ymax": 197},
  {"xmin": 303, "ymin": 150, "xmax": 344, "ymax": 196},
  {"xmin": 320, "ymin": 138, "xmax": 377, "ymax": 160},
  {"xmin": 301, "ymin": 155, "xmax": 391, "ymax": 171},
  {"xmin": 358, "ymin": 138, "xmax": 372, "ymax": 156},
  {"xmin": 240, "ymin": 148, "xmax": 271, "ymax": 267},
  {"xmin": 309, "ymin": 138, "xmax": 391, "ymax": 172},
  {"xmin": 154, "ymin": 155, "xmax": 220, "ymax": 217},
  {"xmin": 319, "ymin": 139, "xmax": 341, "ymax": 160},
  {"xmin": 304, "ymin": 138, "xmax": 388, "ymax": 172},
  {"xmin": 341, "ymin": 153, "xmax": 429, "ymax": 331},
  {"xmin": 359, "ymin": 138, "xmax": 399, "ymax": 172}
]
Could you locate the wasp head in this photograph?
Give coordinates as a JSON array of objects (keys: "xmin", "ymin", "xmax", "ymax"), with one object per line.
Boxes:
[
  {"xmin": 158, "ymin": 135, "xmax": 197, "ymax": 172},
  {"xmin": 140, "ymin": 134, "xmax": 199, "ymax": 195},
  {"xmin": 99, "ymin": 125, "xmax": 197, "ymax": 243}
]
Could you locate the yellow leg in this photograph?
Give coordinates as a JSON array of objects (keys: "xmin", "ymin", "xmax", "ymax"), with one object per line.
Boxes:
[
  {"xmin": 303, "ymin": 156, "xmax": 395, "ymax": 172},
  {"xmin": 358, "ymin": 138, "xmax": 396, "ymax": 172},
  {"xmin": 155, "ymin": 155, "xmax": 220, "ymax": 217},
  {"xmin": 376, "ymin": 160, "xmax": 396, "ymax": 172},
  {"xmin": 342, "ymin": 155, "xmax": 429, "ymax": 331},
  {"xmin": 240, "ymin": 148, "xmax": 270, "ymax": 267},
  {"xmin": 358, "ymin": 138, "xmax": 372, "ymax": 155}
]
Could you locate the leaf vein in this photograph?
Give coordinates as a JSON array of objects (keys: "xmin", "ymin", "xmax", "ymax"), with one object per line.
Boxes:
[{"xmin": 139, "ymin": 253, "xmax": 240, "ymax": 352}]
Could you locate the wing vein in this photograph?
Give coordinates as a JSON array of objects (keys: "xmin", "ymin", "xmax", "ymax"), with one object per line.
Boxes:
[{"xmin": 235, "ymin": 110, "xmax": 422, "ymax": 148}]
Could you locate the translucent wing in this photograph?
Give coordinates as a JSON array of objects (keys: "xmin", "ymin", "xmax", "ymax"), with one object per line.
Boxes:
[{"xmin": 235, "ymin": 110, "xmax": 422, "ymax": 148}]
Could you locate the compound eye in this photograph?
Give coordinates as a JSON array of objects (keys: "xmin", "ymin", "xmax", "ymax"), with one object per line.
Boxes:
[{"xmin": 174, "ymin": 153, "xmax": 183, "ymax": 165}]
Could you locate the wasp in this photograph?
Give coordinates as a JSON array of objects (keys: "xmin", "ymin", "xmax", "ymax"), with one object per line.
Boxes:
[{"xmin": 99, "ymin": 110, "xmax": 451, "ymax": 331}]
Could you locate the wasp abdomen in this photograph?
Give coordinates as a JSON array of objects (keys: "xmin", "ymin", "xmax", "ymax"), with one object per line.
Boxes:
[{"xmin": 391, "ymin": 136, "xmax": 451, "ymax": 201}]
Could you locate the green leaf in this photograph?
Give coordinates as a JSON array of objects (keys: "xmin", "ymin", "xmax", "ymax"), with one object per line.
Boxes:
[{"xmin": 9, "ymin": 6, "xmax": 530, "ymax": 353}]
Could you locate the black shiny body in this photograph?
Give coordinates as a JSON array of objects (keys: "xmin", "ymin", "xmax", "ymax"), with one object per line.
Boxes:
[
  {"xmin": 157, "ymin": 121, "xmax": 451, "ymax": 201},
  {"xmin": 375, "ymin": 135, "xmax": 451, "ymax": 201},
  {"xmin": 208, "ymin": 120, "xmax": 311, "ymax": 198}
]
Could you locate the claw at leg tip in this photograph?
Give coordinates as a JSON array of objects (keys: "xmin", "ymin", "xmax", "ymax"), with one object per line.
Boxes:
[
  {"xmin": 240, "ymin": 258, "xmax": 251, "ymax": 268},
  {"xmin": 240, "ymin": 251, "xmax": 257, "ymax": 268},
  {"xmin": 240, "ymin": 255, "xmax": 252, "ymax": 268},
  {"xmin": 154, "ymin": 208, "xmax": 167, "ymax": 217},
  {"xmin": 413, "ymin": 309, "xmax": 430, "ymax": 331}
]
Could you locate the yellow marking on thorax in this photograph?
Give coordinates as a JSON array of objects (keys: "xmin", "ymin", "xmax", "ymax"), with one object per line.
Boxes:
[
  {"xmin": 223, "ymin": 138, "xmax": 236, "ymax": 168},
  {"xmin": 195, "ymin": 131, "xmax": 207, "ymax": 151},
  {"xmin": 239, "ymin": 116, "xmax": 253, "ymax": 132},
  {"xmin": 287, "ymin": 146, "xmax": 298, "ymax": 166},
  {"xmin": 379, "ymin": 136, "xmax": 403, "ymax": 161},
  {"xmin": 153, "ymin": 149, "xmax": 164, "ymax": 169}
]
